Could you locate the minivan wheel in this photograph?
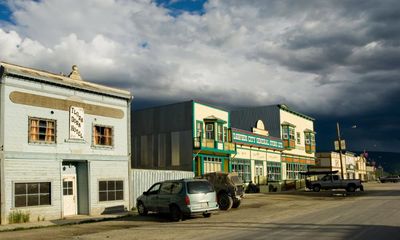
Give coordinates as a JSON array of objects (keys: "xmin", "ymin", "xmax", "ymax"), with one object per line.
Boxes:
[
  {"xmin": 218, "ymin": 193, "xmax": 233, "ymax": 210},
  {"xmin": 137, "ymin": 202, "xmax": 148, "ymax": 216},
  {"xmin": 170, "ymin": 205, "xmax": 182, "ymax": 222},
  {"xmin": 203, "ymin": 212, "xmax": 212, "ymax": 218},
  {"xmin": 232, "ymin": 199, "xmax": 241, "ymax": 208}
]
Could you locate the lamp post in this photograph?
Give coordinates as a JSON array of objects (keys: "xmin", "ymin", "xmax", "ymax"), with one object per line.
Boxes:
[{"xmin": 336, "ymin": 122, "xmax": 345, "ymax": 179}]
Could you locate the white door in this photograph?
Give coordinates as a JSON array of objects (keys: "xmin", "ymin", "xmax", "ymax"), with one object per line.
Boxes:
[{"xmin": 63, "ymin": 175, "xmax": 77, "ymax": 216}]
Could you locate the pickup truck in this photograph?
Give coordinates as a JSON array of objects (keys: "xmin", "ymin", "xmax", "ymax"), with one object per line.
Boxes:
[
  {"xmin": 379, "ymin": 175, "xmax": 400, "ymax": 183},
  {"xmin": 306, "ymin": 174, "xmax": 364, "ymax": 192}
]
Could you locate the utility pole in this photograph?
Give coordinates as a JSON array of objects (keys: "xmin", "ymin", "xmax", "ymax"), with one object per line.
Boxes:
[{"xmin": 336, "ymin": 122, "xmax": 345, "ymax": 179}]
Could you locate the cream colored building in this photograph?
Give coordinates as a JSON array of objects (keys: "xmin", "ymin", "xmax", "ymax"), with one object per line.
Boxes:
[{"xmin": 231, "ymin": 104, "xmax": 316, "ymax": 181}]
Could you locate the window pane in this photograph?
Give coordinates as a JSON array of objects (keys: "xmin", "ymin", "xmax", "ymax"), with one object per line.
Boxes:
[
  {"xmin": 63, "ymin": 189, "xmax": 68, "ymax": 195},
  {"xmin": 116, "ymin": 181, "xmax": 123, "ymax": 190},
  {"xmin": 99, "ymin": 192, "xmax": 107, "ymax": 201},
  {"xmin": 107, "ymin": 191, "xmax": 116, "ymax": 201},
  {"xmin": 28, "ymin": 195, "xmax": 39, "ymax": 206},
  {"xmin": 40, "ymin": 182, "xmax": 50, "ymax": 194},
  {"xmin": 15, "ymin": 183, "xmax": 27, "ymax": 195},
  {"xmin": 68, "ymin": 189, "xmax": 73, "ymax": 195},
  {"xmin": 63, "ymin": 181, "xmax": 67, "ymax": 188},
  {"xmin": 116, "ymin": 190, "xmax": 123, "ymax": 200},
  {"xmin": 99, "ymin": 181, "xmax": 107, "ymax": 191},
  {"xmin": 28, "ymin": 183, "xmax": 39, "ymax": 194},
  {"xmin": 40, "ymin": 194, "xmax": 50, "ymax": 205},
  {"xmin": 108, "ymin": 181, "xmax": 116, "ymax": 191},
  {"xmin": 15, "ymin": 196, "xmax": 27, "ymax": 207}
]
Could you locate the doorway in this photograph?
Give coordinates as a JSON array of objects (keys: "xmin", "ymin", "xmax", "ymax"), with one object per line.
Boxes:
[{"xmin": 62, "ymin": 161, "xmax": 89, "ymax": 216}]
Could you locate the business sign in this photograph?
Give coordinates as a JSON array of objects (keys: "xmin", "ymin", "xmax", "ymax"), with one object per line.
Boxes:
[
  {"xmin": 334, "ymin": 140, "xmax": 346, "ymax": 150},
  {"xmin": 69, "ymin": 106, "xmax": 84, "ymax": 140},
  {"xmin": 232, "ymin": 131, "xmax": 284, "ymax": 150}
]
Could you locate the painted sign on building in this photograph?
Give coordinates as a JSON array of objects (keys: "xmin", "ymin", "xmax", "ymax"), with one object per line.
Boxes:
[
  {"xmin": 232, "ymin": 129, "xmax": 284, "ymax": 150},
  {"xmin": 69, "ymin": 106, "xmax": 84, "ymax": 140}
]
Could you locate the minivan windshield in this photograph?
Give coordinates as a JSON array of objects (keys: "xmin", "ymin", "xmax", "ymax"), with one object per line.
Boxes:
[{"xmin": 187, "ymin": 181, "xmax": 214, "ymax": 194}]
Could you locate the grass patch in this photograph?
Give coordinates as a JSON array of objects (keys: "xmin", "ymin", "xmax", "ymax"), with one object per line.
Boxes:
[{"xmin": 8, "ymin": 210, "xmax": 30, "ymax": 224}]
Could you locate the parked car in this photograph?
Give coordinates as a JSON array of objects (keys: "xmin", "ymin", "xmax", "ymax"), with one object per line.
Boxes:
[
  {"xmin": 136, "ymin": 179, "xmax": 219, "ymax": 221},
  {"xmin": 379, "ymin": 175, "xmax": 400, "ymax": 183},
  {"xmin": 302, "ymin": 171, "xmax": 364, "ymax": 192},
  {"xmin": 308, "ymin": 174, "xmax": 363, "ymax": 192},
  {"xmin": 200, "ymin": 172, "xmax": 244, "ymax": 210}
]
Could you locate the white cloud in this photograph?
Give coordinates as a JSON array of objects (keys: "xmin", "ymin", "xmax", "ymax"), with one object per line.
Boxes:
[{"xmin": 0, "ymin": 0, "xmax": 398, "ymax": 116}]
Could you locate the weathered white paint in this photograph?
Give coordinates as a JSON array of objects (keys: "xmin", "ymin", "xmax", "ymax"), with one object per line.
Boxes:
[{"xmin": 0, "ymin": 64, "xmax": 131, "ymax": 224}]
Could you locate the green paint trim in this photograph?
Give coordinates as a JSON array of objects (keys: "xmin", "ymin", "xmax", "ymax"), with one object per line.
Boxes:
[
  {"xmin": 228, "ymin": 111, "xmax": 231, "ymax": 128},
  {"xmin": 192, "ymin": 100, "xmax": 229, "ymax": 113},
  {"xmin": 236, "ymin": 146, "xmax": 282, "ymax": 155},
  {"xmin": 200, "ymin": 156, "xmax": 204, "ymax": 175},
  {"xmin": 192, "ymin": 101, "xmax": 196, "ymax": 138},
  {"xmin": 232, "ymin": 130, "xmax": 284, "ymax": 150},
  {"xmin": 201, "ymin": 146, "xmax": 236, "ymax": 155},
  {"xmin": 278, "ymin": 104, "xmax": 315, "ymax": 121}
]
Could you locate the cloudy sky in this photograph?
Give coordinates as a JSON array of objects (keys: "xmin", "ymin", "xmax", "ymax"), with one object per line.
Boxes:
[{"xmin": 0, "ymin": 0, "xmax": 399, "ymax": 153}]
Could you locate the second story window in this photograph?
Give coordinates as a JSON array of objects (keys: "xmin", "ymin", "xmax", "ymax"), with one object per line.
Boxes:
[
  {"xmin": 29, "ymin": 117, "xmax": 56, "ymax": 144},
  {"xmin": 217, "ymin": 124, "xmax": 223, "ymax": 142},
  {"xmin": 93, "ymin": 125, "xmax": 113, "ymax": 146},
  {"xmin": 296, "ymin": 132, "xmax": 301, "ymax": 144},
  {"xmin": 196, "ymin": 121, "xmax": 203, "ymax": 138},
  {"xmin": 281, "ymin": 123, "xmax": 296, "ymax": 149},
  {"xmin": 205, "ymin": 123, "xmax": 214, "ymax": 140}
]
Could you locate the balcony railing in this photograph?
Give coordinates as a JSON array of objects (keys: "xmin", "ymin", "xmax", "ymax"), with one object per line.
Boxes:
[{"xmin": 193, "ymin": 137, "xmax": 236, "ymax": 153}]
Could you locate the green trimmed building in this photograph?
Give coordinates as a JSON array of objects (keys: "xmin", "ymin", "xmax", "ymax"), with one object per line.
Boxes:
[{"xmin": 132, "ymin": 101, "xmax": 235, "ymax": 175}]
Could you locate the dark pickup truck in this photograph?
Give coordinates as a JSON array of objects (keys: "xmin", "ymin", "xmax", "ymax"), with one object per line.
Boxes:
[
  {"xmin": 379, "ymin": 176, "xmax": 400, "ymax": 183},
  {"xmin": 303, "ymin": 171, "xmax": 364, "ymax": 192}
]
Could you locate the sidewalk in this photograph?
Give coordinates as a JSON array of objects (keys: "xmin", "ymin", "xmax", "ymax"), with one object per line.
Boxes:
[{"xmin": 0, "ymin": 211, "xmax": 134, "ymax": 232}]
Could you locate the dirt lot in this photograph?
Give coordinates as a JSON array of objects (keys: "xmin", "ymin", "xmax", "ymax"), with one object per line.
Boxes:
[{"xmin": 1, "ymin": 182, "xmax": 399, "ymax": 240}]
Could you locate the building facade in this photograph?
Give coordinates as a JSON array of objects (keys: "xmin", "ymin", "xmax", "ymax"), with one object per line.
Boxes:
[
  {"xmin": 132, "ymin": 101, "xmax": 235, "ymax": 176},
  {"xmin": 315, "ymin": 152, "xmax": 367, "ymax": 180},
  {"xmin": 0, "ymin": 62, "xmax": 132, "ymax": 224},
  {"xmin": 231, "ymin": 104, "xmax": 316, "ymax": 181},
  {"xmin": 230, "ymin": 122, "xmax": 284, "ymax": 184}
]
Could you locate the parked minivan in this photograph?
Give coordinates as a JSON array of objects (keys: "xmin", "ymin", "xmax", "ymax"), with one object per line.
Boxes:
[{"xmin": 136, "ymin": 179, "xmax": 219, "ymax": 221}]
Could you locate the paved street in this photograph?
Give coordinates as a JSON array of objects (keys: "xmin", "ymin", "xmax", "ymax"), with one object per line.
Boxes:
[{"xmin": 1, "ymin": 182, "xmax": 399, "ymax": 240}]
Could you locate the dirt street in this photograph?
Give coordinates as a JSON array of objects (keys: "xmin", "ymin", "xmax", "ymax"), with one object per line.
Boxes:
[{"xmin": 1, "ymin": 182, "xmax": 399, "ymax": 240}]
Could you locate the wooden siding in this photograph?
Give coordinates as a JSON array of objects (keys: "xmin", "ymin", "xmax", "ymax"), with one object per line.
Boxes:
[{"xmin": 3, "ymin": 159, "xmax": 62, "ymax": 223}]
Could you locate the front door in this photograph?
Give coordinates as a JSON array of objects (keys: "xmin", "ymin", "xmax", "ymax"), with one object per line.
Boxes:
[{"xmin": 63, "ymin": 175, "xmax": 77, "ymax": 216}]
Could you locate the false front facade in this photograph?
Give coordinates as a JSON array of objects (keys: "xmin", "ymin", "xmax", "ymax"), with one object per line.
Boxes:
[{"xmin": 0, "ymin": 62, "xmax": 132, "ymax": 224}]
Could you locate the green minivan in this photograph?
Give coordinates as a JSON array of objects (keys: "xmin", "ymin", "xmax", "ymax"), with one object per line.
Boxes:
[{"xmin": 137, "ymin": 179, "xmax": 219, "ymax": 221}]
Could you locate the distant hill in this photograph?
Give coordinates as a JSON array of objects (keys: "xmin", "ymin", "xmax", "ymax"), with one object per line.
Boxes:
[{"xmin": 356, "ymin": 151, "xmax": 400, "ymax": 175}]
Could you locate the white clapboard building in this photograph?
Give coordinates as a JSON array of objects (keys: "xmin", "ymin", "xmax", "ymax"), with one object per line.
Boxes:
[{"xmin": 0, "ymin": 62, "xmax": 132, "ymax": 224}]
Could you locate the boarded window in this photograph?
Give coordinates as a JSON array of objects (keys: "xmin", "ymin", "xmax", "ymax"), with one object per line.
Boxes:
[
  {"xmin": 93, "ymin": 125, "xmax": 113, "ymax": 146},
  {"xmin": 29, "ymin": 118, "xmax": 56, "ymax": 143}
]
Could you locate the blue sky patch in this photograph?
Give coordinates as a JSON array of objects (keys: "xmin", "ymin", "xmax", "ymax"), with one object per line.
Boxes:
[
  {"xmin": 0, "ymin": 1, "xmax": 13, "ymax": 23},
  {"xmin": 155, "ymin": 0, "xmax": 207, "ymax": 17}
]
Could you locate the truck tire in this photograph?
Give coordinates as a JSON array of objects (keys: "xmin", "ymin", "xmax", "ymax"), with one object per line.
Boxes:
[
  {"xmin": 312, "ymin": 185, "xmax": 321, "ymax": 192},
  {"xmin": 232, "ymin": 199, "xmax": 241, "ymax": 208},
  {"xmin": 346, "ymin": 184, "xmax": 356, "ymax": 192},
  {"xmin": 218, "ymin": 192, "xmax": 233, "ymax": 210}
]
